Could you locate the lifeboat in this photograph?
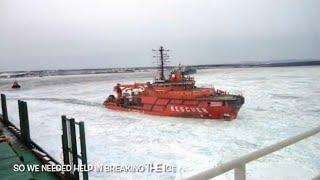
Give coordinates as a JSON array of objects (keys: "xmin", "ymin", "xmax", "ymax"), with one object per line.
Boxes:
[
  {"xmin": 12, "ymin": 81, "xmax": 21, "ymax": 89},
  {"xmin": 104, "ymin": 46, "xmax": 244, "ymax": 120}
]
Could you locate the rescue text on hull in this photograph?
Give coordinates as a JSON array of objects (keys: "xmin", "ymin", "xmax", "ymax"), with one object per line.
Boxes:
[{"xmin": 104, "ymin": 46, "xmax": 245, "ymax": 120}]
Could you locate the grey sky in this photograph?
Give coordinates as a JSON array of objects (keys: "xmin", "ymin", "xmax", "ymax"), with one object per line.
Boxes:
[{"xmin": 1, "ymin": 0, "xmax": 320, "ymax": 71}]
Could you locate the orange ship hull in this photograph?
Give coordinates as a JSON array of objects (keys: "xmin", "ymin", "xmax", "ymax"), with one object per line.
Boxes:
[{"xmin": 104, "ymin": 95, "xmax": 243, "ymax": 120}]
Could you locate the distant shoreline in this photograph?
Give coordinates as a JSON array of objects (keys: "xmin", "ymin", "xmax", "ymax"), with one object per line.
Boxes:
[
  {"xmin": 1, "ymin": 60, "xmax": 320, "ymax": 79},
  {"xmin": 191, "ymin": 60, "xmax": 320, "ymax": 69}
]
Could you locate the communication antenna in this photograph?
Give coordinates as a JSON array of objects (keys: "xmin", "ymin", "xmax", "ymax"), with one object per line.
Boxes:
[{"xmin": 152, "ymin": 46, "xmax": 170, "ymax": 81}]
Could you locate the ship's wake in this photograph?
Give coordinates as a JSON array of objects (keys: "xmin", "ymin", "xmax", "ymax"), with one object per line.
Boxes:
[{"xmin": 8, "ymin": 97, "xmax": 102, "ymax": 107}]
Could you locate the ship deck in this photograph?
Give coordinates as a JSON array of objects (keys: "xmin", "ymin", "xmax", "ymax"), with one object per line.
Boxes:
[
  {"xmin": 0, "ymin": 116, "xmax": 57, "ymax": 180},
  {"xmin": 196, "ymin": 94, "xmax": 241, "ymax": 101}
]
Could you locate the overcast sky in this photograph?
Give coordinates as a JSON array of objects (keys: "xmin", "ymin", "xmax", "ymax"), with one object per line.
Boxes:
[{"xmin": 1, "ymin": 0, "xmax": 320, "ymax": 71}]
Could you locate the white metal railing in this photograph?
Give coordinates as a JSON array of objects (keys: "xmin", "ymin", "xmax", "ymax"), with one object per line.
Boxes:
[
  {"xmin": 313, "ymin": 174, "xmax": 320, "ymax": 180},
  {"xmin": 184, "ymin": 125, "xmax": 320, "ymax": 180}
]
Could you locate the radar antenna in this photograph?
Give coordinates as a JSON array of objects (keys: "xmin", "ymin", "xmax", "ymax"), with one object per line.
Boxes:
[{"xmin": 152, "ymin": 46, "xmax": 170, "ymax": 81}]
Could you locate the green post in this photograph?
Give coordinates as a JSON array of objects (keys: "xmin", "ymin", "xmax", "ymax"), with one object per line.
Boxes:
[
  {"xmin": 18, "ymin": 100, "xmax": 31, "ymax": 147},
  {"xmin": 61, "ymin": 115, "xmax": 71, "ymax": 180},
  {"xmin": 70, "ymin": 118, "xmax": 79, "ymax": 179},
  {"xmin": 18, "ymin": 100, "xmax": 23, "ymax": 135},
  {"xmin": 22, "ymin": 101, "xmax": 31, "ymax": 147},
  {"xmin": 1, "ymin": 94, "xmax": 9, "ymax": 125},
  {"xmin": 61, "ymin": 116, "xmax": 88, "ymax": 180},
  {"xmin": 79, "ymin": 121, "xmax": 88, "ymax": 180}
]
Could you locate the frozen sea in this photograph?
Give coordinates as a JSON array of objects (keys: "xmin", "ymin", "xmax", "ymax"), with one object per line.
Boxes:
[{"xmin": 1, "ymin": 66, "xmax": 320, "ymax": 180}]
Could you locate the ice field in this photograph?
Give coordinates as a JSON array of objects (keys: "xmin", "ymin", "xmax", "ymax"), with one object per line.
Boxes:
[{"xmin": 1, "ymin": 66, "xmax": 320, "ymax": 180}]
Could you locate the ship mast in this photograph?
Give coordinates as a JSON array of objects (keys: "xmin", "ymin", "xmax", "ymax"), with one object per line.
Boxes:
[{"xmin": 153, "ymin": 46, "xmax": 169, "ymax": 81}]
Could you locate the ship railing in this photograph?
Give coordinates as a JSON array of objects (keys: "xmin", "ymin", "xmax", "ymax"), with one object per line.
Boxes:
[{"xmin": 183, "ymin": 125, "xmax": 320, "ymax": 180}]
